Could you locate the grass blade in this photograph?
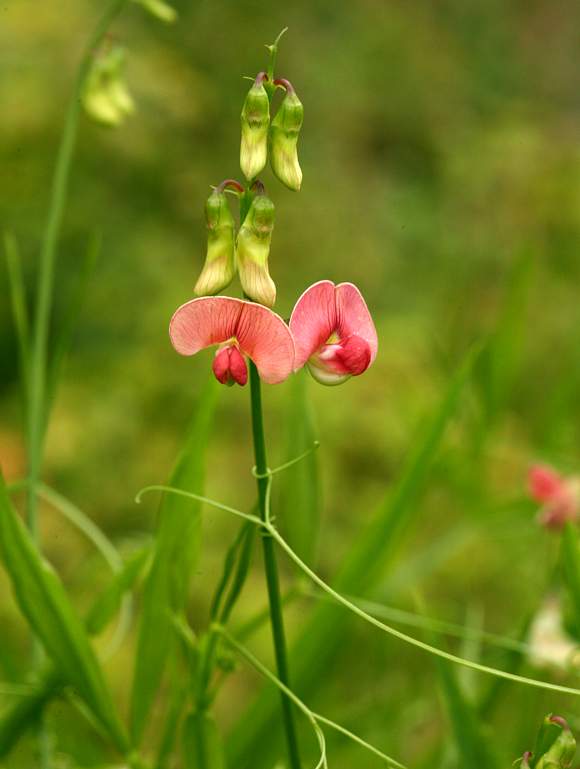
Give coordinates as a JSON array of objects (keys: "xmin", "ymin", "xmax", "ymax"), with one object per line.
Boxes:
[
  {"xmin": 0, "ymin": 668, "xmax": 61, "ymax": 759},
  {"xmin": 4, "ymin": 231, "xmax": 30, "ymax": 392},
  {"xmin": 562, "ymin": 522, "xmax": 580, "ymax": 639},
  {"xmin": 86, "ymin": 543, "xmax": 151, "ymax": 636},
  {"xmin": 0, "ymin": 540, "xmax": 149, "ymax": 758},
  {"xmin": 0, "ymin": 471, "xmax": 128, "ymax": 753},
  {"xmin": 155, "ymin": 655, "xmax": 189, "ymax": 769},
  {"xmin": 130, "ymin": 376, "xmax": 220, "ymax": 744},
  {"xmin": 226, "ymin": 343, "xmax": 482, "ymax": 768},
  {"xmin": 183, "ymin": 710, "xmax": 226, "ymax": 769},
  {"xmin": 45, "ymin": 231, "xmax": 100, "ymax": 412},
  {"xmin": 435, "ymin": 649, "xmax": 498, "ymax": 769},
  {"xmin": 276, "ymin": 371, "xmax": 321, "ymax": 564},
  {"xmin": 415, "ymin": 594, "xmax": 498, "ymax": 769},
  {"xmin": 475, "ymin": 249, "xmax": 535, "ymax": 428}
]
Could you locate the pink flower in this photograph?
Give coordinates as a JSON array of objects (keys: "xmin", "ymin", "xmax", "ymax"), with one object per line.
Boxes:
[
  {"xmin": 170, "ymin": 296, "xmax": 295, "ymax": 386},
  {"xmin": 289, "ymin": 280, "xmax": 378, "ymax": 385},
  {"xmin": 528, "ymin": 464, "xmax": 579, "ymax": 530}
]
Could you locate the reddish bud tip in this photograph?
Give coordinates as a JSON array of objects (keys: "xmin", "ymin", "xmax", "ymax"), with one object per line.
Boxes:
[{"xmin": 549, "ymin": 715, "xmax": 569, "ymax": 730}]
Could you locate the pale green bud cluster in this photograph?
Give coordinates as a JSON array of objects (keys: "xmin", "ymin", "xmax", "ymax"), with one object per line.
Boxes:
[
  {"xmin": 240, "ymin": 77, "xmax": 270, "ymax": 181},
  {"xmin": 240, "ymin": 75, "xmax": 304, "ymax": 190},
  {"xmin": 82, "ymin": 46, "xmax": 135, "ymax": 128},
  {"xmin": 269, "ymin": 89, "xmax": 304, "ymax": 191},
  {"xmin": 237, "ymin": 194, "xmax": 276, "ymax": 307},
  {"xmin": 196, "ymin": 40, "xmax": 306, "ymax": 308},
  {"xmin": 194, "ymin": 190, "xmax": 236, "ymax": 297}
]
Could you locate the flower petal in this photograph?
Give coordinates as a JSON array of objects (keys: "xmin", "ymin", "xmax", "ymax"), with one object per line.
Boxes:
[
  {"xmin": 235, "ymin": 303, "xmax": 295, "ymax": 385},
  {"xmin": 335, "ymin": 283, "xmax": 378, "ymax": 365},
  {"xmin": 289, "ymin": 280, "xmax": 338, "ymax": 370},
  {"xmin": 169, "ymin": 297, "xmax": 294, "ymax": 386},
  {"xmin": 169, "ymin": 296, "xmax": 243, "ymax": 355}
]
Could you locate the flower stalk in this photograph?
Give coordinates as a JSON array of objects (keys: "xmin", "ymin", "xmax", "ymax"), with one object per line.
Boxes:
[{"xmin": 248, "ymin": 361, "xmax": 302, "ymax": 769}]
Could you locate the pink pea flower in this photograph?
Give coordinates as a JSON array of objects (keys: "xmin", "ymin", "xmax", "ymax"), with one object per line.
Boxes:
[
  {"xmin": 170, "ymin": 296, "xmax": 295, "ymax": 386},
  {"xmin": 528, "ymin": 464, "xmax": 580, "ymax": 530},
  {"xmin": 289, "ymin": 280, "xmax": 378, "ymax": 385}
]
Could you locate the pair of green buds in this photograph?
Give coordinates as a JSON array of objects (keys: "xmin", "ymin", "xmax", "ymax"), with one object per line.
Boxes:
[
  {"xmin": 240, "ymin": 72, "xmax": 304, "ymax": 191},
  {"xmin": 194, "ymin": 182, "xmax": 277, "ymax": 308}
]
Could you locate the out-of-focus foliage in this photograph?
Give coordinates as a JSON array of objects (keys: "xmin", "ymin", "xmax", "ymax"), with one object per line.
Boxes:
[{"xmin": 1, "ymin": 0, "xmax": 580, "ymax": 767}]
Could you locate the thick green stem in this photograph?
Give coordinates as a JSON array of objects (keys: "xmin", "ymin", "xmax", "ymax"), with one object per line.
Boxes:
[
  {"xmin": 249, "ymin": 362, "xmax": 302, "ymax": 769},
  {"xmin": 26, "ymin": 0, "xmax": 129, "ymax": 536}
]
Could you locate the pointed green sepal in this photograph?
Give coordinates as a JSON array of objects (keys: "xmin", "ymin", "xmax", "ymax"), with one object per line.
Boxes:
[{"xmin": 194, "ymin": 191, "xmax": 236, "ymax": 297}]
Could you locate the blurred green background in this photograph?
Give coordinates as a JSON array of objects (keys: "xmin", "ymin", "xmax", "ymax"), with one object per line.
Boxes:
[{"xmin": 1, "ymin": 0, "xmax": 580, "ymax": 767}]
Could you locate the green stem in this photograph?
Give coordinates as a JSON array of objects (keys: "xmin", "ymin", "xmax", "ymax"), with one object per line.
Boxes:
[
  {"xmin": 266, "ymin": 27, "xmax": 288, "ymax": 84},
  {"xmin": 248, "ymin": 362, "xmax": 302, "ymax": 769},
  {"xmin": 26, "ymin": 0, "xmax": 129, "ymax": 538}
]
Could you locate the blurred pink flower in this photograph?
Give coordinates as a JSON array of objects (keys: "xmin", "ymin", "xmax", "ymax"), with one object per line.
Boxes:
[
  {"xmin": 170, "ymin": 296, "xmax": 295, "ymax": 386},
  {"xmin": 528, "ymin": 464, "xmax": 579, "ymax": 529},
  {"xmin": 289, "ymin": 280, "xmax": 378, "ymax": 385}
]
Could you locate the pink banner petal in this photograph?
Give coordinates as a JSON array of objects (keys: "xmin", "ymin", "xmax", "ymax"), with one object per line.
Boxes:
[
  {"xmin": 170, "ymin": 296, "xmax": 294, "ymax": 385},
  {"xmin": 170, "ymin": 296, "xmax": 243, "ymax": 355},
  {"xmin": 335, "ymin": 282, "xmax": 378, "ymax": 365},
  {"xmin": 236, "ymin": 303, "xmax": 295, "ymax": 385},
  {"xmin": 289, "ymin": 280, "xmax": 337, "ymax": 369}
]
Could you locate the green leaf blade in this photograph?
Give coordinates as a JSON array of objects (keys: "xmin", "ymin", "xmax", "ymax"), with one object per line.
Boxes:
[
  {"xmin": 130, "ymin": 376, "xmax": 220, "ymax": 744},
  {"xmin": 0, "ymin": 471, "xmax": 128, "ymax": 753},
  {"xmin": 276, "ymin": 371, "xmax": 321, "ymax": 564}
]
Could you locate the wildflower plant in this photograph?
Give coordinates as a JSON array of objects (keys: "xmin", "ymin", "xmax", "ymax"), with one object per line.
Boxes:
[{"xmin": 2, "ymin": 8, "xmax": 580, "ymax": 769}]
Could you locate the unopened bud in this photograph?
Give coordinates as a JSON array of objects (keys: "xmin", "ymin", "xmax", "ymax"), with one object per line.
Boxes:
[
  {"xmin": 82, "ymin": 45, "xmax": 135, "ymax": 128},
  {"xmin": 194, "ymin": 190, "xmax": 236, "ymax": 296},
  {"xmin": 240, "ymin": 74, "xmax": 270, "ymax": 181},
  {"xmin": 237, "ymin": 193, "xmax": 276, "ymax": 307},
  {"xmin": 269, "ymin": 83, "xmax": 303, "ymax": 191},
  {"xmin": 212, "ymin": 345, "xmax": 248, "ymax": 387},
  {"xmin": 132, "ymin": 0, "xmax": 177, "ymax": 22}
]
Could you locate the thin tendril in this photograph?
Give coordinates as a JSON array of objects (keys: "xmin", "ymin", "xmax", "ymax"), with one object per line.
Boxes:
[
  {"xmin": 312, "ymin": 713, "xmax": 406, "ymax": 769},
  {"xmin": 267, "ymin": 523, "xmax": 580, "ymax": 698},
  {"xmin": 135, "ymin": 485, "xmax": 262, "ymax": 526},
  {"xmin": 303, "ymin": 587, "xmax": 535, "ymax": 658},
  {"xmin": 142, "ymin": 483, "xmax": 580, "ymax": 699},
  {"xmin": 219, "ymin": 627, "xmax": 408, "ymax": 768},
  {"xmin": 252, "ymin": 441, "xmax": 320, "ymax": 479}
]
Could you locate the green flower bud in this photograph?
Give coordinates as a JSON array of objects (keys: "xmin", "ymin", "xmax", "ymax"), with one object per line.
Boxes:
[
  {"xmin": 194, "ymin": 190, "xmax": 236, "ymax": 297},
  {"xmin": 526, "ymin": 716, "xmax": 576, "ymax": 769},
  {"xmin": 269, "ymin": 83, "xmax": 304, "ymax": 191},
  {"xmin": 237, "ymin": 193, "xmax": 276, "ymax": 308},
  {"xmin": 82, "ymin": 46, "xmax": 135, "ymax": 128},
  {"xmin": 240, "ymin": 75, "xmax": 270, "ymax": 181},
  {"xmin": 132, "ymin": 0, "xmax": 177, "ymax": 23}
]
